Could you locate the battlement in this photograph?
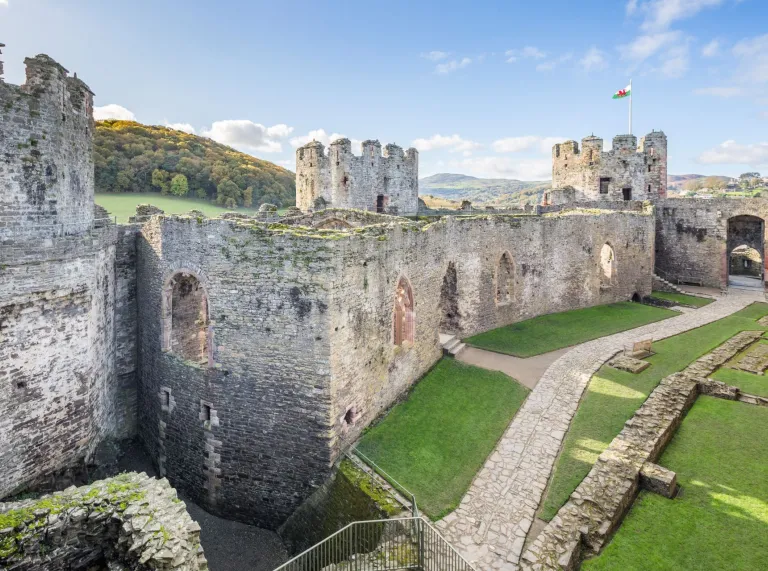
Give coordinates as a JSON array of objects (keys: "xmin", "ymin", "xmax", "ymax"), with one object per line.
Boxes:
[
  {"xmin": 296, "ymin": 138, "xmax": 419, "ymax": 214},
  {"xmin": 551, "ymin": 131, "xmax": 667, "ymax": 202},
  {"xmin": 0, "ymin": 48, "xmax": 95, "ymax": 236}
]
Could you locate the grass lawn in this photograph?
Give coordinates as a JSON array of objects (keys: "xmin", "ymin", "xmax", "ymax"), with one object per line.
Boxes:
[
  {"xmin": 95, "ymin": 192, "xmax": 281, "ymax": 222},
  {"xmin": 582, "ymin": 397, "xmax": 768, "ymax": 571},
  {"xmin": 711, "ymin": 342, "xmax": 768, "ymax": 398},
  {"xmin": 356, "ymin": 358, "xmax": 529, "ymax": 519},
  {"xmin": 539, "ymin": 302, "xmax": 768, "ymax": 521},
  {"xmin": 649, "ymin": 290, "xmax": 713, "ymax": 308},
  {"xmin": 465, "ymin": 302, "xmax": 677, "ymax": 358}
]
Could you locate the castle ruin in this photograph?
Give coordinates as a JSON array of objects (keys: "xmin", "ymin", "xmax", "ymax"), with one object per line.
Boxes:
[
  {"xmin": 546, "ymin": 131, "xmax": 667, "ymax": 204},
  {"xmin": 295, "ymin": 138, "xmax": 419, "ymax": 215},
  {"xmin": 2, "ymin": 48, "xmax": 767, "ymax": 567}
]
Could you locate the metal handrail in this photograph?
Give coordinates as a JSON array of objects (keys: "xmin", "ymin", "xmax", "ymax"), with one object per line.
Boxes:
[
  {"xmin": 350, "ymin": 448, "xmax": 419, "ymax": 519},
  {"xmin": 273, "ymin": 517, "xmax": 477, "ymax": 571}
]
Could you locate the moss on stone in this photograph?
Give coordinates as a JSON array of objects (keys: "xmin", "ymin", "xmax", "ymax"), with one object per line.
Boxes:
[{"xmin": 338, "ymin": 459, "xmax": 402, "ymax": 517}]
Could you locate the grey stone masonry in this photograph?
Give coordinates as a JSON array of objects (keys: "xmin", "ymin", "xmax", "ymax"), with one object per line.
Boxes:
[
  {"xmin": 437, "ymin": 288, "xmax": 762, "ymax": 571},
  {"xmin": 548, "ymin": 132, "xmax": 667, "ymax": 204},
  {"xmin": 295, "ymin": 139, "xmax": 419, "ymax": 215},
  {"xmin": 520, "ymin": 329, "xmax": 764, "ymax": 571},
  {"xmin": 0, "ymin": 472, "xmax": 207, "ymax": 570}
]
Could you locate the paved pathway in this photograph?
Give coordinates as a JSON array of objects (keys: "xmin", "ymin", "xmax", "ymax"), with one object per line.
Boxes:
[
  {"xmin": 456, "ymin": 346, "xmax": 570, "ymax": 390},
  {"xmin": 437, "ymin": 289, "xmax": 764, "ymax": 571}
]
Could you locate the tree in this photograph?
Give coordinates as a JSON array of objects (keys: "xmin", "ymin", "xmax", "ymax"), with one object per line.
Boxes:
[
  {"xmin": 703, "ymin": 176, "xmax": 726, "ymax": 191},
  {"xmin": 151, "ymin": 169, "xmax": 170, "ymax": 193},
  {"xmin": 216, "ymin": 178, "xmax": 242, "ymax": 207},
  {"xmin": 243, "ymin": 186, "xmax": 254, "ymax": 207},
  {"xmin": 170, "ymin": 174, "xmax": 189, "ymax": 197},
  {"xmin": 683, "ymin": 179, "xmax": 704, "ymax": 192}
]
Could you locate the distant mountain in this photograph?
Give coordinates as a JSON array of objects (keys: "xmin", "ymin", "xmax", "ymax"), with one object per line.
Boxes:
[
  {"xmin": 419, "ymin": 173, "xmax": 550, "ymax": 206},
  {"xmin": 667, "ymin": 174, "xmax": 731, "ymax": 190}
]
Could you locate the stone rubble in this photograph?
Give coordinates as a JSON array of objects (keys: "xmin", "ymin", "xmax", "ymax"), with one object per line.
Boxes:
[{"xmin": 0, "ymin": 472, "xmax": 207, "ymax": 570}]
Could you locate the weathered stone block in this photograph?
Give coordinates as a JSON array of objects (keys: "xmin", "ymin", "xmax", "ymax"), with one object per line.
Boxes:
[
  {"xmin": 607, "ymin": 355, "xmax": 651, "ymax": 374},
  {"xmin": 640, "ymin": 462, "xmax": 678, "ymax": 498}
]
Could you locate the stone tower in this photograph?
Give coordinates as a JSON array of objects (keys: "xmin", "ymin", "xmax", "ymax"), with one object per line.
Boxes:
[
  {"xmin": 549, "ymin": 131, "xmax": 667, "ymax": 204},
  {"xmin": 296, "ymin": 139, "xmax": 419, "ymax": 215}
]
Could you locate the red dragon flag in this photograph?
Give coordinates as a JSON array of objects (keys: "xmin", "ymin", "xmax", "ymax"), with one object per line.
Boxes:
[{"xmin": 613, "ymin": 84, "xmax": 631, "ymax": 99}]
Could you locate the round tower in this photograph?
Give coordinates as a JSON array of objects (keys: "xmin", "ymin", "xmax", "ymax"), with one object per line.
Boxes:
[
  {"xmin": 329, "ymin": 138, "xmax": 353, "ymax": 208},
  {"xmin": 295, "ymin": 141, "xmax": 329, "ymax": 211}
]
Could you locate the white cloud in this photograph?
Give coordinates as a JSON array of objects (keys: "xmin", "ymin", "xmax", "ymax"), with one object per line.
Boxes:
[
  {"xmin": 634, "ymin": 0, "xmax": 726, "ymax": 32},
  {"xmin": 492, "ymin": 136, "xmax": 564, "ymax": 154},
  {"xmin": 411, "ymin": 134, "xmax": 481, "ymax": 156},
  {"xmin": 535, "ymin": 53, "xmax": 572, "ymax": 72},
  {"xmin": 579, "ymin": 47, "xmax": 608, "ymax": 71},
  {"xmin": 732, "ymin": 34, "xmax": 768, "ymax": 84},
  {"xmin": 702, "ymin": 39, "xmax": 720, "ymax": 57},
  {"xmin": 93, "ymin": 104, "xmax": 135, "ymax": 121},
  {"xmin": 0, "ymin": 1, "xmax": 8, "ymax": 6},
  {"xmin": 621, "ymin": 30, "xmax": 681, "ymax": 62},
  {"xmin": 289, "ymin": 129, "xmax": 364, "ymax": 152},
  {"xmin": 164, "ymin": 122, "xmax": 196, "ymax": 134},
  {"xmin": 505, "ymin": 46, "xmax": 546, "ymax": 63},
  {"xmin": 435, "ymin": 57, "xmax": 472, "ymax": 74},
  {"xmin": 448, "ymin": 156, "xmax": 551, "ymax": 180},
  {"xmin": 657, "ymin": 42, "xmax": 690, "ymax": 77},
  {"xmin": 201, "ymin": 120, "xmax": 293, "ymax": 153},
  {"xmin": 626, "ymin": 0, "xmax": 639, "ymax": 15},
  {"xmin": 693, "ymin": 86, "xmax": 744, "ymax": 97},
  {"xmin": 421, "ymin": 51, "xmax": 449, "ymax": 61},
  {"xmin": 698, "ymin": 140, "xmax": 768, "ymax": 166}
]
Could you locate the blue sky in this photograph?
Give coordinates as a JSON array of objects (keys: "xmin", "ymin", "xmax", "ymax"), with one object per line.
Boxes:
[{"xmin": 1, "ymin": 0, "xmax": 766, "ymax": 180}]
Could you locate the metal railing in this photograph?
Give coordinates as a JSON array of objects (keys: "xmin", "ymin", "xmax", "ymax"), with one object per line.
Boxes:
[
  {"xmin": 348, "ymin": 448, "xmax": 419, "ymax": 518},
  {"xmin": 273, "ymin": 517, "xmax": 477, "ymax": 571}
]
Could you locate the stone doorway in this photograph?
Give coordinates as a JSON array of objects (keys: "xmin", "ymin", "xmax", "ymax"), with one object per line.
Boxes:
[
  {"xmin": 439, "ymin": 262, "xmax": 460, "ymax": 334},
  {"xmin": 727, "ymin": 215, "xmax": 765, "ymax": 288}
]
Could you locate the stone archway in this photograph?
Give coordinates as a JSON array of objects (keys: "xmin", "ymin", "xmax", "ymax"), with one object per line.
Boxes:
[
  {"xmin": 393, "ymin": 277, "xmax": 415, "ymax": 346},
  {"xmin": 161, "ymin": 270, "xmax": 213, "ymax": 366},
  {"xmin": 727, "ymin": 215, "xmax": 764, "ymax": 287},
  {"xmin": 439, "ymin": 262, "xmax": 460, "ymax": 334}
]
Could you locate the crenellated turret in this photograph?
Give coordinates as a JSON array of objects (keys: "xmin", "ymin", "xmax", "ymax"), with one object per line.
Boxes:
[
  {"xmin": 0, "ymin": 50, "xmax": 95, "ymax": 237},
  {"xmin": 295, "ymin": 137, "xmax": 419, "ymax": 215},
  {"xmin": 550, "ymin": 131, "xmax": 668, "ymax": 204}
]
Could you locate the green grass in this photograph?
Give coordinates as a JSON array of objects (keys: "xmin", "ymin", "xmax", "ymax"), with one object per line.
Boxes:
[
  {"xmin": 711, "ymin": 341, "xmax": 768, "ymax": 398},
  {"xmin": 649, "ymin": 290, "xmax": 713, "ymax": 308},
  {"xmin": 465, "ymin": 302, "xmax": 677, "ymax": 358},
  {"xmin": 356, "ymin": 359, "xmax": 529, "ymax": 519},
  {"xmin": 583, "ymin": 397, "xmax": 768, "ymax": 571},
  {"xmin": 539, "ymin": 302, "xmax": 768, "ymax": 521},
  {"xmin": 95, "ymin": 192, "xmax": 278, "ymax": 222}
]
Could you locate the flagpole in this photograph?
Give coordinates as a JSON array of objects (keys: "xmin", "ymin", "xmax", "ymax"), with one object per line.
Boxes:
[{"xmin": 629, "ymin": 79, "xmax": 633, "ymax": 135}]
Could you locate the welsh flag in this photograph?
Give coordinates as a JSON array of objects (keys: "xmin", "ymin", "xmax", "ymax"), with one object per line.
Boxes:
[{"xmin": 613, "ymin": 84, "xmax": 631, "ymax": 99}]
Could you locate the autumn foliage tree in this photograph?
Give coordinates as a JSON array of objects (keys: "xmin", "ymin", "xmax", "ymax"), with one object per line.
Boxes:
[{"xmin": 94, "ymin": 120, "xmax": 295, "ymax": 208}]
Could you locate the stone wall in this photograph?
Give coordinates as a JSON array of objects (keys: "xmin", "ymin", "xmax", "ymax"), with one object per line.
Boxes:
[
  {"xmin": 654, "ymin": 198, "xmax": 768, "ymax": 287},
  {"xmin": 0, "ymin": 54, "xmax": 94, "ymax": 238},
  {"xmin": 295, "ymin": 139, "xmax": 419, "ymax": 215},
  {"xmin": 0, "ymin": 472, "xmax": 207, "ymax": 570},
  {"xmin": 328, "ymin": 209, "xmax": 655, "ymax": 452},
  {"xmin": 551, "ymin": 132, "xmax": 667, "ymax": 203},
  {"xmin": 135, "ymin": 216, "xmax": 337, "ymax": 528},
  {"xmin": 522, "ymin": 331, "xmax": 763, "ymax": 570}
]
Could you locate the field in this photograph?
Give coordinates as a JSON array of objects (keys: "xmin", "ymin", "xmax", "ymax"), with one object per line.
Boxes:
[
  {"xmin": 356, "ymin": 359, "xmax": 529, "ymax": 519},
  {"xmin": 465, "ymin": 302, "xmax": 676, "ymax": 358},
  {"xmin": 583, "ymin": 397, "xmax": 768, "ymax": 571},
  {"xmin": 95, "ymin": 193, "xmax": 272, "ymax": 222}
]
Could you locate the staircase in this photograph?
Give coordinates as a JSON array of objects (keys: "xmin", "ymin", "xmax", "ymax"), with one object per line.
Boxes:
[
  {"xmin": 440, "ymin": 333, "xmax": 466, "ymax": 357},
  {"xmin": 652, "ymin": 273, "xmax": 686, "ymax": 294}
]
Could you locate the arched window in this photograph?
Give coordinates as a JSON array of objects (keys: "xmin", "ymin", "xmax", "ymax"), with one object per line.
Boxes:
[
  {"xmin": 162, "ymin": 271, "xmax": 212, "ymax": 366},
  {"xmin": 314, "ymin": 218, "xmax": 353, "ymax": 230},
  {"xmin": 496, "ymin": 252, "xmax": 515, "ymax": 305},
  {"xmin": 600, "ymin": 244, "xmax": 615, "ymax": 280},
  {"xmin": 394, "ymin": 277, "xmax": 415, "ymax": 346}
]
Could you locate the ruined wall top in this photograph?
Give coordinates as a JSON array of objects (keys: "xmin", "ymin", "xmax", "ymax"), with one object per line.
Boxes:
[
  {"xmin": 0, "ymin": 49, "xmax": 95, "ymax": 238},
  {"xmin": 295, "ymin": 138, "xmax": 419, "ymax": 215}
]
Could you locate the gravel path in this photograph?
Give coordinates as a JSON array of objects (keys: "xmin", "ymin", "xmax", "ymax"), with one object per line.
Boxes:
[{"xmin": 437, "ymin": 290, "xmax": 763, "ymax": 571}]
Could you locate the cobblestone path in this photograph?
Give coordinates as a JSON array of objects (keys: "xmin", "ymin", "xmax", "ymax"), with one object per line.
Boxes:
[{"xmin": 437, "ymin": 290, "xmax": 764, "ymax": 571}]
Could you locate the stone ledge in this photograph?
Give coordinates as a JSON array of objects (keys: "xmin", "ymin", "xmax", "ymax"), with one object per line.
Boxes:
[
  {"xmin": 0, "ymin": 472, "xmax": 207, "ymax": 570},
  {"xmin": 607, "ymin": 354, "xmax": 650, "ymax": 374},
  {"xmin": 639, "ymin": 462, "xmax": 677, "ymax": 498}
]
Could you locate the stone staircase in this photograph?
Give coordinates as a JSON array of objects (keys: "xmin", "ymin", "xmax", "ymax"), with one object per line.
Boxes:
[
  {"xmin": 440, "ymin": 333, "xmax": 466, "ymax": 357},
  {"xmin": 652, "ymin": 273, "xmax": 686, "ymax": 294}
]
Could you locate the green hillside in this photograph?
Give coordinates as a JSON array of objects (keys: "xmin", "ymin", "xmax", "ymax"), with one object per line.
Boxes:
[
  {"xmin": 419, "ymin": 173, "xmax": 551, "ymax": 206},
  {"xmin": 94, "ymin": 120, "xmax": 295, "ymax": 208}
]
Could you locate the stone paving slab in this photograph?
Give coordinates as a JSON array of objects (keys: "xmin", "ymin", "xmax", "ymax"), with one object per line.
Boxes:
[{"xmin": 436, "ymin": 290, "xmax": 764, "ymax": 571}]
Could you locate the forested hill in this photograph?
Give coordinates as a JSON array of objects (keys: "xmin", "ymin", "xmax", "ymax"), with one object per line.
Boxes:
[{"xmin": 94, "ymin": 121, "xmax": 295, "ymax": 208}]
